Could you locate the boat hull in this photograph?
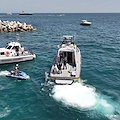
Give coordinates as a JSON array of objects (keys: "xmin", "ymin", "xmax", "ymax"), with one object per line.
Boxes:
[
  {"xmin": 54, "ymin": 79, "xmax": 74, "ymax": 85},
  {"xmin": 19, "ymin": 13, "xmax": 33, "ymax": 15},
  {"xmin": 0, "ymin": 54, "xmax": 36, "ymax": 64},
  {"xmin": 80, "ymin": 23, "xmax": 91, "ymax": 26},
  {"xmin": 6, "ymin": 74, "xmax": 28, "ymax": 80},
  {"xmin": 50, "ymin": 69, "xmax": 80, "ymax": 85}
]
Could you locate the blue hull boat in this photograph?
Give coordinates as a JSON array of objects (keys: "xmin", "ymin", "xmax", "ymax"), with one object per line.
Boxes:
[{"xmin": 6, "ymin": 71, "xmax": 30, "ymax": 80}]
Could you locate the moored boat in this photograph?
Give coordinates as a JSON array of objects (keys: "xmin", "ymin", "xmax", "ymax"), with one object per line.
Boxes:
[
  {"xmin": 50, "ymin": 36, "xmax": 81, "ymax": 85},
  {"xmin": 0, "ymin": 38, "xmax": 36, "ymax": 64},
  {"xmin": 80, "ymin": 20, "xmax": 91, "ymax": 26}
]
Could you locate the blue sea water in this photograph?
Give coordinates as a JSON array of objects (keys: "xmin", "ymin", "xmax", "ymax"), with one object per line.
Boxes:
[{"xmin": 0, "ymin": 13, "xmax": 120, "ymax": 120}]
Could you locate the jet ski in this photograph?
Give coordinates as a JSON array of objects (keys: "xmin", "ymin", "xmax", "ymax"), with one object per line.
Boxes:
[{"xmin": 6, "ymin": 71, "xmax": 30, "ymax": 80}]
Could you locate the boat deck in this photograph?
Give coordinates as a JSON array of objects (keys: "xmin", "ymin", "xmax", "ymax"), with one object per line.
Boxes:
[{"xmin": 50, "ymin": 50, "xmax": 81, "ymax": 80}]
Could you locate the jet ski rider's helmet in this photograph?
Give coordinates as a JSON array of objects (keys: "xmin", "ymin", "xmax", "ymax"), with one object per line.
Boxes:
[{"xmin": 16, "ymin": 64, "xmax": 19, "ymax": 67}]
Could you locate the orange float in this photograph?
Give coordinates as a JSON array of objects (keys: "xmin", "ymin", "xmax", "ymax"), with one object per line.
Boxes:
[{"xmin": 5, "ymin": 51, "xmax": 10, "ymax": 56}]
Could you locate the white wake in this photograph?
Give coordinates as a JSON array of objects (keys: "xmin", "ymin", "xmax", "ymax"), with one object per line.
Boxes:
[
  {"xmin": 0, "ymin": 71, "xmax": 10, "ymax": 76},
  {"xmin": 52, "ymin": 83, "xmax": 97, "ymax": 109},
  {"xmin": 51, "ymin": 82, "xmax": 117, "ymax": 116}
]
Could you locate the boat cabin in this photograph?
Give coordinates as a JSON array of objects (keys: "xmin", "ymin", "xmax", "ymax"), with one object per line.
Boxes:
[
  {"xmin": 57, "ymin": 36, "xmax": 76, "ymax": 66},
  {"xmin": 6, "ymin": 42, "xmax": 21, "ymax": 50},
  {"xmin": 58, "ymin": 49, "xmax": 76, "ymax": 67},
  {"xmin": 62, "ymin": 36, "xmax": 74, "ymax": 45},
  {"xmin": 0, "ymin": 42, "xmax": 24, "ymax": 56}
]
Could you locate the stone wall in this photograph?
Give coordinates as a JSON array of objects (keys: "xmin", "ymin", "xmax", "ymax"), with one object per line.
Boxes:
[{"xmin": 0, "ymin": 20, "xmax": 35, "ymax": 32}]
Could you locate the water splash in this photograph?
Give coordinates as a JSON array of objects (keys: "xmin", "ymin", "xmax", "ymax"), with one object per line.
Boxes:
[
  {"xmin": 41, "ymin": 72, "xmax": 54, "ymax": 86},
  {"xmin": 45, "ymin": 72, "xmax": 49, "ymax": 83},
  {"xmin": 52, "ymin": 83, "xmax": 97, "ymax": 109},
  {"xmin": 41, "ymin": 72, "xmax": 54, "ymax": 92},
  {"xmin": 0, "ymin": 71, "xmax": 10, "ymax": 76},
  {"xmin": 51, "ymin": 82, "xmax": 120, "ymax": 118},
  {"xmin": 0, "ymin": 107, "xmax": 11, "ymax": 118}
]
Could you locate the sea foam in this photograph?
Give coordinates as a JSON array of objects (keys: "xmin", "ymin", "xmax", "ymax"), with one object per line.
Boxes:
[
  {"xmin": 0, "ymin": 71, "xmax": 10, "ymax": 76},
  {"xmin": 52, "ymin": 83, "xmax": 97, "ymax": 109},
  {"xmin": 51, "ymin": 82, "xmax": 116, "ymax": 115}
]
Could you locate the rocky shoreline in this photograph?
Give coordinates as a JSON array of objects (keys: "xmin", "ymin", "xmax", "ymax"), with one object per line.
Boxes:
[{"xmin": 0, "ymin": 20, "xmax": 35, "ymax": 32}]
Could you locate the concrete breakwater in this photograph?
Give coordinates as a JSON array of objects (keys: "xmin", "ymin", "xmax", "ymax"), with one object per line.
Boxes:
[{"xmin": 0, "ymin": 20, "xmax": 35, "ymax": 32}]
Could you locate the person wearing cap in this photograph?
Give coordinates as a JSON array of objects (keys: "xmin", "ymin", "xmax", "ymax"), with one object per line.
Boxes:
[{"xmin": 15, "ymin": 64, "xmax": 19, "ymax": 76}]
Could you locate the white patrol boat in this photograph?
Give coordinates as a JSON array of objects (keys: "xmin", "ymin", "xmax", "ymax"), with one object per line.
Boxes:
[
  {"xmin": 0, "ymin": 41, "xmax": 36, "ymax": 64},
  {"xmin": 50, "ymin": 36, "xmax": 81, "ymax": 85}
]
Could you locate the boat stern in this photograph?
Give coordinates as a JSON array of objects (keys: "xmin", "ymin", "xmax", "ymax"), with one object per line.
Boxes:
[
  {"xmin": 50, "ymin": 76, "xmax": 80, "ymax": 85},
  {"xmin": 33, "ymin": 54, "xmax": 36, "ymax": 58},
  {"xmin": 55, "ymin": 79, "xmax": 74, "ymax": 85}
]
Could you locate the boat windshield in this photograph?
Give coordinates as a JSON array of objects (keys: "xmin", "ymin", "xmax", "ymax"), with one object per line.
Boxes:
[
  {"xmin": 7, "ymin": 46, "xmax": 12, "ymax": 49},
  {"xmin": 62, "ymin": 37, "xmax": 74, "ymax": 45}
]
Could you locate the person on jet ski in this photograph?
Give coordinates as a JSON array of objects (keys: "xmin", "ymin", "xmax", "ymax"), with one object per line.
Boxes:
[{"xmin": 15, "ymin": 64, "xmax": 19, "ymax": 76}]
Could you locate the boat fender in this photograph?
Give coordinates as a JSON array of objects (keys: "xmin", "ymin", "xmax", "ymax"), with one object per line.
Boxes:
[{"xmin": 5, "ymin": 51, "xmax": 10, "ymax": 56}]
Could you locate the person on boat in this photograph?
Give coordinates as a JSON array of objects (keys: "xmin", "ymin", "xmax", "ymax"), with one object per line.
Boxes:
[
  {"xmin": 16, "ymin": 46, "xmax": 19, "ymax": 56},
  {"xmin": 53, "ymin": 64, "xmax": 59, "ymax": 74},
  {"xmin": 57, "ymin": 62, "xmax": 62, "ymax": 73},
  {"xmin": 21, "ymin": 46, "xmax": 24, "ymax": 54},
  {"xmin": 15, "ymin": 64, "xmax": 19, "ymax": 76},
  {"xmin": 6, "ymin": 43, "xmax": 8, "ymax": 48},
  {"xmin": 63, "ymin": 56, "xmax": 67, "ymax": 69},
  {"xmin": 60, "ymin": 53, "xmax": 63, "ymax": 62}
]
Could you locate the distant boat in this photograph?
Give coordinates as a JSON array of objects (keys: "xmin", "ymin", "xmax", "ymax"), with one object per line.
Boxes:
[
  {"xmin": 80, "ymin": 20, "xmax": 91, "ymax": 26},
  {"xmin": 19, "ymin": 11, "xmax": 33, "ymax": 15},
  {"xmin": 59, "ymin": 14, "xmax": 65, "ymax": 16},
  {"xmin": 7, "ymin": 12, "xmax": 12, "ymax": 15}
]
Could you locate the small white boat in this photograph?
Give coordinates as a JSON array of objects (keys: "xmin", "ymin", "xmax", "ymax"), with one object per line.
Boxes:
[
  {"xmin": 80, "ymin": 20, "xmax": 91, "ymax": 26},
  {"xmin": 7, "ymin": 12, "xmax": 12, "ymax": 15},
  {"xmin": 0, "ymin": 41, "xmax": 36, "ymax": 64},
  {"xmin": 50, "ymin": 36, "xmax": 81, "ymax": 85}
]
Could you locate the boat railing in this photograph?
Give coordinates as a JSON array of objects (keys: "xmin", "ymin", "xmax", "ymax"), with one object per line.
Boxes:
[
  {"xmin": 28, "ymin": 48, "xmax": 33, "ymax": 54},
  {"xmin": 53, "ymin": 56, "xmax": 58, "ymax": 65},
  {"xmin": 23, "ymin": 48, "xmax": 33, "ymax": 55}
]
